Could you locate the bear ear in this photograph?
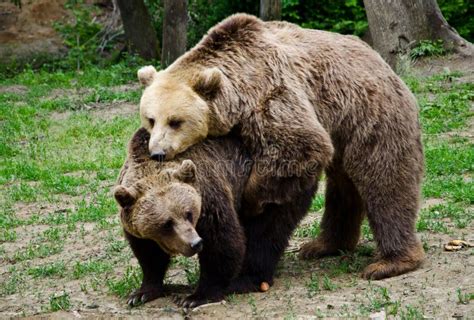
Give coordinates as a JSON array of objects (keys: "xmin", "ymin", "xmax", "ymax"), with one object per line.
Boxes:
[
  {"xmin": 137, "ymin": 65, "xmax": 158, "ymax": 86},
  {"xmin": 173, "ymin": 160, "xmax": 197, "ymax": 183},
  {"xmin": 192, "ymin": 67, "xmax": 223, "ymax": 98},
  {"xmin": 114, "ymin": 185, "xmax": 138, "ymax": 207}
]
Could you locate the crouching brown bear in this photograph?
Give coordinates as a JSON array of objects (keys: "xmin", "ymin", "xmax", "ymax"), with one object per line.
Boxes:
[
  {"xmin": 114, "ymin": 128, "xmax": 319, "ymax": 307},
  {"xmin": 137, "ymin": 13, "xmax": 425, "ymax": 280}
]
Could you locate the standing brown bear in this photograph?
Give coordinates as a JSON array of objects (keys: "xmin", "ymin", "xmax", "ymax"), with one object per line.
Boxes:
[
  {"xmin": 137, "ymin": 14, "xmax": 425, "ymax": 279},
  {"xmin": 115, "ymin": 128, "xmax": 319, "ymax": 307}
]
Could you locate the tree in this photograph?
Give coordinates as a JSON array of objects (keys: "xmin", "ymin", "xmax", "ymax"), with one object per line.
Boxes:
[
  {"xmin": 116, "ymin": 0, "xmax": 159, "ymax": 60},
  {"xmin": 364, "ymin": 0, "xmax": 474, "ymax": 68},
  {"xmin": 260, "ymin": 0, "xmax": 281, "ymax": 21},
  {"xmin": 162, "ymin": 0, "xmax": 188, "ymax": 68}
]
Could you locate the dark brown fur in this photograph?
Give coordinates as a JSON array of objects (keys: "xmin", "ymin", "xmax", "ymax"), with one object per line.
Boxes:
[
  {"xmin": 116, "ymin": 128, "xmax": 318, "ymax": 307},
  {"xmin": 167, "ymin": 14, "xmax": 425, "ymax": 279}
]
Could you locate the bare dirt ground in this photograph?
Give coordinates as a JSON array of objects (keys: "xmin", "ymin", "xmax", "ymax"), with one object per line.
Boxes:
[
  {"xmin": 1, "ymin": 195, "xmax": 472, "ymax": 319},
  {"xmin": 1, "ymin": 57, "xmax": 473, "ymax": 319}
]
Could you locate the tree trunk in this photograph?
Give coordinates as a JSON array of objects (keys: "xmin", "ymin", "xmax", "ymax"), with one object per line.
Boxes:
[
  {"xmin": 162, "ymin": 0, "xmax": 188, "ymax": 68},
  {"xmin": 363, "ymin": 0, "xmax": 474, "ymax": 68},
  {"xmin": 116, "ymin": 0, "xmax": 159, "ymax": 60},
  {"xmin": 260, "ymin": 0, "xmax": 281, "ymax": 21}
]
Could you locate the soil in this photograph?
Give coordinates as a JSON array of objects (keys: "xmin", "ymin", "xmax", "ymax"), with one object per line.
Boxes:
[
  {"xmin": 1, "ymin": 196, "xmax": 472, "ymax": 319},
  {"xmin": 0, "ymin": 0, "xmax": 119, "ymax": 65},
  {"xmin": 0, "ymin": 0, "xmax": 68, "ymax": 64}
]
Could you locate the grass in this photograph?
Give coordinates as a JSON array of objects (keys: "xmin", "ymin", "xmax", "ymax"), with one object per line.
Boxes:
[
  {"xmin": 49, "ymin": 291, "xmax": 71, "ymax": 312},
  {"xmin": 456, "ymin": 288, "xmax": 474, "ymax": 305},
  {"xmin": 28, "ymin": 261, "xmax": 67, "ymax": 278},
  {"xmin": 0, "ymin": 62, "xmax": 472, "ymax": 318},
  {"xmin": 72, "ymin": 260, "xmax": 113, "ymax": 279}
]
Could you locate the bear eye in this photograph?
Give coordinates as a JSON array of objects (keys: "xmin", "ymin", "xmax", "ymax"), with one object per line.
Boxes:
[
  {"xmin": 186, "ymin": 211, "xmax": 193, "ymax": 223},
  {"xmin": 168, "ymin": 119, "xmax": 183, "ymax": 129},
  {"xmin": 162, "ymin": 219, "xmax": 174, "ymax": 231},
  {"xmin": 148, "ymin": 118, "xmax": 155, "ymax": 128}
]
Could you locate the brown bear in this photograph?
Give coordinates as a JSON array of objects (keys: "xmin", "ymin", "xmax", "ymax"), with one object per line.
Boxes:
[
  {"xmin": 115, "ymin": 128, "xmax": 318, "ymax": 307},
  {"xmin": 137, "ymin": 13, "xmax": 425, "ymax": 280}
]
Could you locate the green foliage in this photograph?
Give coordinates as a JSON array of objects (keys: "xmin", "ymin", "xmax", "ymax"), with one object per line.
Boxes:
[
  {"xmin": 107, "ymin": 266, "xmax": 142, "ymax": 298},
  {"xmin": 187, "ymin": 0, "xmax": 258, "ymax": 47},
  {"xmin": 306, "ymin": 273, "xmax": 320, "ymax": 297},
  {"xmin": 145, "ymin": 0, "xmax": 258, "ymax": 49},
  {"xmin": 28, "ymin": 262, "xmax": 67, "ymax": 278},
  {"xmin": 140, "ymin": 0, "xmax": 474, "ymax": 48},
  {"xmin": 410, "ymin": 40, "xmax": 447, "ymax": 59},
  {"xmin": 174, "ymin": 256, "xmax": 200, "ymax": 285},
  {"xmin": 456, "ymin": 288, "xmax": 474, "ymax": 304},
  {"xmin": 54, "ymin": 1, "xmax": 101, "ymax": 70},
  {"xmin": 49, "ymin": 292, "xmax": 71, "ymax": 311},
  {"xmin": 439, "ymin": 0, "xmax": 474, "ymax": 42},
  {"xmin": 2, "ymin": 0, "xmax": 473, "ymax": 75},
  {"xmin": 10, "ymin": 0, "xmax": 21, "ymax": 8},
  {"xmin": 282, "ymin": 0, "xmax": 368, "ymax": 36},
  {"xmin": 294, "ymin": 220, "xmax": 320, "ymax": 238}
]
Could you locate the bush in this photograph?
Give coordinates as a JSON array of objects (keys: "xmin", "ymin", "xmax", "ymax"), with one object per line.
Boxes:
[
  {"xmin": 282, "ymin": 0, "xmax": 368, "ymax": 36},
  {"xmin": 145, "ymin": 0, "xmax": 257, "ymax": 49},
  {"xmin": 410, "ymin": 40, "xmax": 447, "ymax": 59},
  {"xmin": 54, "ymin": 1, "xmax": 102, "ymax": 70},
  {"xmin": 438, "ymin": 0, "xmax": 474, "ymax": 42}
]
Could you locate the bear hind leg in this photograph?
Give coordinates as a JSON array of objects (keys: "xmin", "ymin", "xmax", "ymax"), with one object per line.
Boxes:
[
  {"xmin": 347, "ymin": 144, "xmax": 425, "ymax": 280},
  {"xmin": 299, "ymin": 166, "xmax": 364, "ymax": 260},
  {"xmin": 361, "ymin": 188, "xmax": 425, "ymax": 280}
]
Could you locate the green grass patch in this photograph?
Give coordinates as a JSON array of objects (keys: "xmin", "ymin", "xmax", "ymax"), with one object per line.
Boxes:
[
  {"xmin": 12, "ymin": 242, "xmax": 64, "ymax": 263},
  {"xmin": 106, "ymin": 266, "xmax": 142, "ymax": 298},
  {"xmin": 27, "ymin": 261, "xmax": 67, "ymax": 278},
  {"xmin": 48, "ymin": 291, "xmax": 71, "ymax": 312},
  {"xmin": 417, "ymin": 203, "xmax": 472, "ymax": 232},
  {"xmin": 0, "ymin": 267, "xmax": 25, "ymax": 296},
  {"xmin": 73, "ymin": 260, "xmax": 113, "ymax": 279}
]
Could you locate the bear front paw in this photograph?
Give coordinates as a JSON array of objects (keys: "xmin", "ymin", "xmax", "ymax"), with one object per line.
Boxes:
[
  {"xmin": 127, "ymin": 286, "xmax": 165, "ymax": 307},
  {"xmin": 176, "ymin": 292, "xmax": 224, "ymax": 309}
]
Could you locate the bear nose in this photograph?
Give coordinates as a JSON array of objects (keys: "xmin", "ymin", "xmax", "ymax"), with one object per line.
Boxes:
[
  {"xmin": 190, "ymin": 238, "xmax": 203, "ymax": 253},
  {"xmin": 150, "ymin": 150, "xmax": 166, "ymax": 162}
]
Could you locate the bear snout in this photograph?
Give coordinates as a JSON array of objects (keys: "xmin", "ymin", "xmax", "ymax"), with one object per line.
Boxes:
[
  {"xmin": 150, "ymin": 150, "xmax": 166, "ymax": 162},
  {"xmin": 190, "ymin": 237, "xmax": 203, "ymax": 253}
]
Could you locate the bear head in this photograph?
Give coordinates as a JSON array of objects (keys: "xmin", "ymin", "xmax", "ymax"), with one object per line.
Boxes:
[
  {"xmin": 114, "ymin": 159, "xmax": 204, "ymax": 257},
  {"xmin": 137, "ymin": 65, "xmax": 223, "ymax": 161}
]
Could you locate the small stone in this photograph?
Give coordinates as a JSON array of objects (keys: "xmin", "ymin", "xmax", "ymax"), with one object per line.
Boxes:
[{"xmin": 369, "ymin": 310, "xmax": 386, "ymax": 320}]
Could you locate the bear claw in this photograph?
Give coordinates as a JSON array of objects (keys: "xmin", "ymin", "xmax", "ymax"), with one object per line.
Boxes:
[
  {"xmin": 176, "ymin": 293, "xmax": 224, "ymax": 309},
  {"xmin": 127, "ymin": 287, "xmax": 164, "ymax": 307}
]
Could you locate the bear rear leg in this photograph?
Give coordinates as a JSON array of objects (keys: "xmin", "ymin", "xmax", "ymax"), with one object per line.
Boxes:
[
  {"xmin": 347, "ymin": 148, "xmax": 425, "ymax": 280},
  {"xmin": 299, "ymin": 167, "xmax": 364, "ymax": 260},
  {"xmin": 228, "ymin": 184, "xmax": 317, "ymax": 294},
  {"xmin": 361, "ymin": 189, "xmax": 425, "ymax": 280}
]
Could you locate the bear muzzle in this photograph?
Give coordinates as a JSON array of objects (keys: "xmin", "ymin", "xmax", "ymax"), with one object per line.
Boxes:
[
  {"xmin": 150, "ymin": 150, "xmax": 167, "ymax": 162},
  {"xmin": 190, "ymin": 237, "xmax": 203, "ymax": 253},
  {"xmin": 182, "ymin": 236, "xmax": 203, "ymax": 257}
]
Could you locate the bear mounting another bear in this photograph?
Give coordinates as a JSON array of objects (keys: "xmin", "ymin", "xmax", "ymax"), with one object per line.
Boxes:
[{"xmin": 136, "ymin": 13, "xmax": 425, "ymax": 280}]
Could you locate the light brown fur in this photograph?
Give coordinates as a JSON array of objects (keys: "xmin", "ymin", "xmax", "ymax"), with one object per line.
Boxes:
[{"xmin": 137, "ymin": 14, "xmax": 425, "ymax": 279}]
